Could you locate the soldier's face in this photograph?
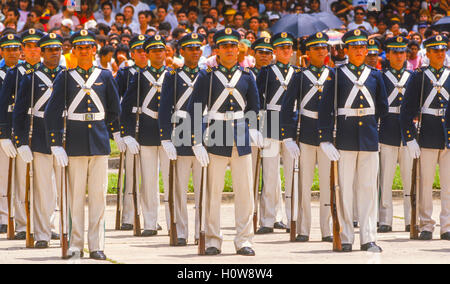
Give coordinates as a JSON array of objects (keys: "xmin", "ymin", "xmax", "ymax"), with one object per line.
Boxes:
[
  {"xmin": 180, "ymin": 46, "xmax": 202, "ymax": 67},
  {"xmin": 365, "ymin": 54, "xmax": 378, "ymax": 68},
  {"xmin": 147, "ymin": 48, "xmax": 166, "ymax": 67},
  {"xmin": 254, "ymin": 50, "xmax": 272, "ymax": 67},
  {"xmin": 274, "ymin": 45, "xmax": 293, "ymax": 64},
  {"xmin": 345, "ymin": 45, "xmax": 368, "ymax": 66},
  {"xmin": 131, "ymin": 48, "xmax": 147, "ymax": 67},
  {"xmin": 73, "ymin": 44, "xmax": 95, "ymax": 62},
  {"xmin": 306, "ymin": 46, "xmax": 328, "ymax": 66},
  {"xmin": 426, "ymin": 48, "xmax": 446, "ymax": 67},
  {"xmin": 23, "ymin": 42, "xmax": 41, "ymax": 62},
  {"xmin": 388, "ymin": 50, "xmax": 406, "ymax": 68},
  {"xmin": 1, "ymin": 47, "xmax": 20, "ymax": 66},
  {"xmin": 217, "ymin": 43, "xmax": 238, "ymax": 66},
  {"xmin": 41, "ymin": 47, "xmax": 61, "ymax": 68}
]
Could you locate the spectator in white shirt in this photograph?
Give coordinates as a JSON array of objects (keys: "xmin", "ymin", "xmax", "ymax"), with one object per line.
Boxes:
[
  {"xmin": 120, "ymin": 0, "xmax": 150, "ymax": 23},
  {"xmin": 96, "ymin": 1, "xmax": 115, "ymax": 27},
  {"xmin": 123, "ymin": 5, "xmax": 139, "ymax": 34},
  {"xmin": 48, "ymin": 5, "xmax": 80, "ymax": 31},
  {"xmin": 347, "ymin": 6, "xmax": 375, "ymax": 34}
]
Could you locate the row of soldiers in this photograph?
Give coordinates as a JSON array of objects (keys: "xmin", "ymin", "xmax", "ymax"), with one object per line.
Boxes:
[{"xmin": 0, "ymin": 26, "xmax": 448, "ymax": 260}]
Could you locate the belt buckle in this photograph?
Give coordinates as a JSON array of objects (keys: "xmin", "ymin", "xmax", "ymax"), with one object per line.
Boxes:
[
  {"xmin": 357, "ymin": 109, "xmax": 365, "ymax": 116},
  {"xmin": 84, "ymin": 113, "xmax": 94, "ymax": 121},
  {"xmin": 225, "ymin": 112, "xmax": 234, "ymax": 120}
]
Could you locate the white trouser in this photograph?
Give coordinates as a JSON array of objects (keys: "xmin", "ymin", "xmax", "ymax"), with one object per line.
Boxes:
[
  {"xmin": 14, "ymin": 155, "xmax": 27, "ymax": 232},
  {"xmin": 139, "ymin": 146, "xmax": 169, "ymax": 231},
  {"xmin": 206, "ymin": 147, "xmax": 254, "ymax": 250},
  {"xmin": 0, "ymin": 147, "xmax": 9, "ymax": 224},
  {"xmin": 379, "ymin": 144, "xmax": 413, "ymax": 227},
  {"xmin": 174, "ymin": 155, "xmax": 201, "ymax": 240},
  {"xmin": 419, "ymin": 148, "xmax": 450, "ymax": 234},
  {"xmin": 260, "ymin": 139, "xmax": 293, "ymax": 228},
  {"xmin": 338, "ymin": 150, "xmax": 379, "ymax": 245},
  {"xmin": 122, "ymin": 149, "xmax": 140, "ymax": 225},
  {"xmin": 298, "ymin": 143, "xmax": 332, "ymax": 237},
  {"xmin": 32, "ymin": 152, "xmax": 61, "ymax": 242},
  {"xmin": 67, "ymin": 156, "xmax": 108, "ymax": 252}
]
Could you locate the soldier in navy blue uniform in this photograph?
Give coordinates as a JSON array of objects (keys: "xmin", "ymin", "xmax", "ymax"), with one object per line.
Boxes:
[
  {"xmin": 378, "ymin": 36, "xmax": 414, "ymax": 233},
  {"xmin": 255, "ymin": 32, "xmax": 298, "ymax": 235},
  {"xmin": 250, "ymin": 37, "xmax": 286, "ymax": 231},
  {"xmin": 187, "ymin": 28, "xmax": 263, "ymax": 256},
  {"xmin": 0, "ymin": 29, "xmax": 44, "ymax": 240},
  {"xmin": 13, "ymin": 33, "xmax": 65, "ymax": 248},
  {"xmin": 121, "ymin": 34, "xmax": 171, "ymax": 237},
  {"xmin": 158, "ymin": 33, "xmax": 204, "ymax": 246},
  {"xmin": 44, "ymin": 30, "xmax": 121, "ymax": 260},
  {"xmin": 281, "ymin": 32, "xmax": 335, "ymax": 243},
  {"xmin": 446, "ymin": 101, "xmax": 450, "ymax": 149},
  {"xmin": 0, "ymin": 33, "xmax": 21, "ymax": 234},
  {"xmin": 318, "ymin": 29, "xmax": 389, "ymax": 252},
  {"xmin": 114, "ymin": 34, "xmax": 148, "ymax": 231},
  {"xmin": 400, "ymin": 35, "xmax": 450, "ymax": 241}
]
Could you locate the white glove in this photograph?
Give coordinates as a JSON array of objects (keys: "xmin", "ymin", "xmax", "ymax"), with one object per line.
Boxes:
[
  {"xmin": 192, "ymin": 144, "xmax": 209, "ymax": 167},
  {"xmin": 17, "ymin": 145, "xmax": 33, "ymax": 163},
  {"xmin": 249, "ymin": 129, "xmax": 264, "ymax": 148},
  {"xmin": 51, "ymin": 146, "xmax": 68, "ymax": 167},
  {"xmin": 123, "ymin": 136, "xmax": 140, "ymax": 155},
  {"xmin": 161, "ymin": 140, "xmax": 177, "ymax": 160},
  {"xmin": 0, "ymin": 139, "xmax": 17, "ymax": 158},
  {"xmin": 407, "ymin": 139, "xmax": 421, "ymax": 159},
  {"xmin": 320, "ymin": 142, "xmax": 340, "ymax": 161},
  {"xmin": 283, "ymin": 138, "xmax": 300, "ymax": 159},
  {"xmin": 113, "ymin": 132, "xmax": 127, "ymax": 153}
]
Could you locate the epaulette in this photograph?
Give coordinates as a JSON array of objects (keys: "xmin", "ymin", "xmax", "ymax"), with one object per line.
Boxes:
[
  {"xmin": 206, "ymin": 67, "xmax": 213, "ymax": 73},
  {"xmin": 241, "ymin": 66, "xmax": 250, "ymax": 74},
  {"xmin": 295, "ymin": 68, "xmax": 302, "ymax": 73},
  {"xmin": 26, "ymin": 69, "xmax": 33, "ymax": 74},
  {"xmin": 415, "ymin": 67, "xmax": 425, "ymax": 73},
  {"xmin": 170, "ymin": 69, "xmax": 176, "ymax": 75}
]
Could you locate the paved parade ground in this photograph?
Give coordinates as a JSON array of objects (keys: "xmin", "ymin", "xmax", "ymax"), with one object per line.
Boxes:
[{"xmin": 0, "ymin": 197, "xmax": 448, "ymax": 264}]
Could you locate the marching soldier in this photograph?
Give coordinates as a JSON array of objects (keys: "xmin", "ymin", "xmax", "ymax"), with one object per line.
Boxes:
[
  {"xmin": 0, "ymin": 33, "xmax": 21, "ymax": 234},
  {"xmin": 0, "ymin": 29, "xmax": 44, "ymax": 240},
  {"xmin": 13, "ymin": 33, "xmax": 65, "ymax": 248},
  {"xmin": 187, "ymin": 28, "xmax": 263, "ymax": 256},
  {"xmin": 255, "ymin": 32, "xmax": 298, "ymax": 234},
  {"xmin": 250, "ymin": 37, "xmax": 286, "ymax": 230},
  {"xmin": 400, "ymin": 35, "xmax": 450, "ymax": 241},
  {"xmin": 44, "ymin": 29, "xmax": 121, "ymax": 260},
  {"xmin": 121, "ymin": 34, "xmax": 170, "ymax": 237},
  {"xmin": 281, "ymin": 32, "xmax": 334, "ymax": 242},
  {"xmin": 318, "ymin": 29, "xmax": 389, "ymax": 252},
  {"xmin": 378, "ymin": 36, "xmax": 413, "ymax": 233},
  {"xmin": 114, "ymin": 35, "xmax": 147, "ymax": 231},
  {"xmin": 365, "ymin": 38, "xmax": 381, "ymax": 69},
  {"xmin": 158, "ymin": 33, "xmax": 204, "ymax": 246}
]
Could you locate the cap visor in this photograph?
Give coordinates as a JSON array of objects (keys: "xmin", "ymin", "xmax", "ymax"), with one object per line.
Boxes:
[
  {"xmin": 428, "ymin": 45, "xmax": 447, "ymax": 50},
  {"xmin": 1, "ymin": 44, "xmax": 21, "ymax": 48},
  {"xmin": 254, "ymin": 47, "xmax": 273, "ymax": 52},
  {"xmin": 347, "ymin": 41, "xmax": 367, "ymax": 46},
  {"xmin": 308, "ymin": 43, "xmax": 329, "ymax": 48},
  {"xmin": 146, "ymin": 44, "xmax": 166, "ymax": 50},
  {"xmin": 217, "ymin": 40, "xmax": 238, "ymax": 46},
  {"xmin": 182, "ymin": 43, "xmax": 202, "ymax": 48},
  {"xmin": 389, "ymin": 47, "xmax": 407, "ymax": 52},
  {"xmin": 368, "ymin": 50, "xmax": 379, "ymax": 54},
  {"xmin": 73, "ymin": 41, "xmax": 95, "ymax": 46},
  {"xmin": 41, "ymin": 44, "xmax": 62, "ymax": 49}
]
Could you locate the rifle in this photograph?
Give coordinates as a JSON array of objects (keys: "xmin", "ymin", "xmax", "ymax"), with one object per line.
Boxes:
[
  {"xmin": 25, "ymin": 71, "xmax": 35, "ymax": 248},
  {"xmin": 252, "ymin": 69, "xmax": 268, "ymax": 233},
  {"xmin": 409, "ymin": 71, "xmax": 425, "ymax": 240},
  {"xmin": 289, "ymin": 69, "xmax": 303, "ymax": 242},
  {"xmin": 132, "ymin": 71, "xmax": 142, "ymax": 236},
  {"xmin": 330, "ymin": 67, "xmax": 342, "ymax": 252},
  {"xmin": 60, "ymin": 70, "xmax": 69, "ymax": 258},
  {"xmin": 168, "ymin": 71, "xmax": 178, "ymax": 246},
  {"xmin": 114, "ymin": 152, "xmax": 125, "ymax": 230},
  {"xmin": 198, "ymin": 69, "xmax": 213, "ymax": 255},
  {"xmin": 6, "ymin": 157, "xmax": 15, "ymax": 240}
]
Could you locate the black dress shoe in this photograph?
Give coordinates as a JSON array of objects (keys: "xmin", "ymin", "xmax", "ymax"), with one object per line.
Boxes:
[
  {"xmin": 205, "ymin": 247, "xmax": 221, "ymax": 255},
  {"xmin": 176, "ymin": 238, "xmax": 187, "ymax": 246},
  {"xmin": 256, "ymin": 227, "xmax": 273, "ymax": 234},
  {"xmin": 157, "ymin": 223, "xmax": 162, "ymax": 230},
  {"xmin": 51, "ymin": 232, "xmax": 60, "ymax": 240},
  {"xmin": 341, "ymin": 243, "xmax": 352, "ymax": 252},
  {"xmin": 14, "ymin": 231, "xmax": 26, "ymax": 240},
  {"xmin": 361, "ymin": 242, "xmax": 382, "ymax": 252},
  {"xmin": 322, "ymin": 236, "xmax": 333, "ymax": 243},
  {"xmin": 273, "ymin": 221, "xmax": 287, "ymax": 229},
  {"xmin": 120, "ymin": 223, "xmax": 133, "ymax": 231},
  {"xmin": 237, "ymin": 247, "xmax": 255, "ymax": 256},
  {"xmin": 377, "ymin": 225, "xmax": 392, "ymax": 233},
  {"xmin": 353, "ymin": 222, "xmax": 358, "ymax": 228},
  {"xmin": 90, "ymin": 251, "xmax": 107, "ymax": 260},
  {"xmin": 295, "ymin": 235, "xmax": 309, "ymax": 242},
  {"xmin": 141, "ymin": 230, "xmax": 157, "ymax": 237},
  {"xmin": 0, "ymin": 224, "xmax": 7, "ymax": 233},
  {"xmin": 419, "ymin": 231, "xmax": 433, "ymax": 240},
  {"xmin": 405, "ymin": 225, "xmax": 410, "ymax": 232},
  {"xmin": 68, "ymin": 250, "xmax": 84, "ymax": 259},
  {"xmin": 440, "ymin": 232, "xmax": 450, "ymax": 240},
  {"xmin": 35, "ymin": 241, "xmax": 49, "ymax": 248}
]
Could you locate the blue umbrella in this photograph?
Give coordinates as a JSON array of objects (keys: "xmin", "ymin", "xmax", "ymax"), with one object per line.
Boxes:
[
  {"xmin": 432, "ymin": 16, "xmax": 450, "ymax": 31},
  {"xmin": 270, "ymin": 12, "xmax": 344, "ymax": 38}
]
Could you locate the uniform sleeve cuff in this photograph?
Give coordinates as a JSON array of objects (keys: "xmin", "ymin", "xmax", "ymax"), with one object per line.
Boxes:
[
  {"xmin": 47, "ymin": 130, "xmax": 63, "ymax": 146},
  {"xmin": 318, "ymin": 128, "xmax": 332, "ymax": 143}
]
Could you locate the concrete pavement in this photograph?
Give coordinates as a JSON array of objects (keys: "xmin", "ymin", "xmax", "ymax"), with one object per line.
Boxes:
[{"xmin": 0, "ymin": 198, "xmax": 449, "ymax": 264}]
